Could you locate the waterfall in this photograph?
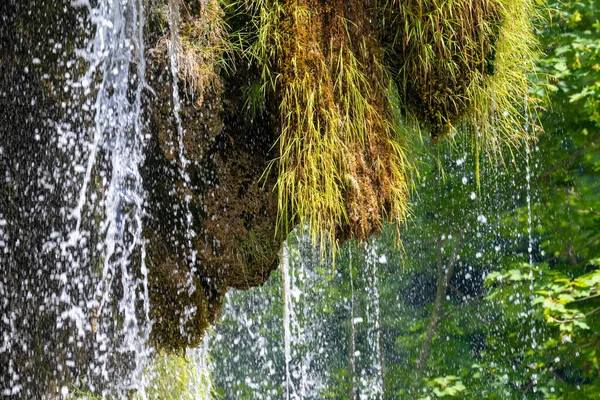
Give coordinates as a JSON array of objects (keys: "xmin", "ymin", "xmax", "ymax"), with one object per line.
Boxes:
[
  {"xmin": 361, "ymin": 241, "xmax": 384, "ymax": 399},
  {"xmin": 190, "ymin": 334, "xmax": 214, "ymax": 399},
  {"xmin": 211, "ymin": 234, "xmax": 386, "ymax": 399},
  {"xmin": 524, "ymin": 96, "xmax": 538, "ymax": 393},
  {"xmin": 0, "ymin": 0, "xmax": 153, "ymax": 395},
  {"xmin": 63, "ymin": 0, "xmax": 151, "ymax": 394},
  {"xmin": 281, "ymin": 242, "xmax": 295, "ymax": 400}
]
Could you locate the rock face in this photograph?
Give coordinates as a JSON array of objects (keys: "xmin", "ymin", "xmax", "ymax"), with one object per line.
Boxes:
[
  {"xmin": 0, "ymin": 1, "xmax": 99, "ymax": 396},
  {"xmin": 142, "ymin": 37, "xmax": 283, "ymax": 350},
  {"xmin": 140, "ymin": 0, "xmax": 285, "ymax": 351}
]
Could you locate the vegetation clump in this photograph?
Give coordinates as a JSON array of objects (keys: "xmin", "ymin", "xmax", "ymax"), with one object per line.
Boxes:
[
  {"xmin": 244, "ymin": 0, "xmax": 411, "ymax": 248},
  {"xmin": 385, "ymin": 0, "xmax": 538, "ymax": 148},
  {"xmin": 152, "ymin": 0, "xmax": 230, "ymax": 107},
  {"xmin": 230, "ymin": 0, "xmax": 539, "ymax": 250}
]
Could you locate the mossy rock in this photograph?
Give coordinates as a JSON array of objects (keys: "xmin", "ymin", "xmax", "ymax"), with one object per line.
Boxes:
[
  {"xmin": 142, "ymin": 0, "xmax": 285, "ymax": 353},
  {"xmin": 148, "ymin": 261, "xmax": 219, "ymax": 352},
  {"xmin": 385, "ymin": 0, "xmax": 535, "ymax": 142},
  {"xmin": 141, "ymin": 0, "xmax": 536, "ymax": 354}
]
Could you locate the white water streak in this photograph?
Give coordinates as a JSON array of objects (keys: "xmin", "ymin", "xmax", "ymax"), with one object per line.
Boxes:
[
  {"xmin": 282, "ymin": 243, "xmax": 295, "ymax": 400},
  {"xmin": 64, "ymin": 0, "xmax": 151, "ymax": 391},
  {"xmin": 362, "ymin": 241, "xmax": 384, "ymax": 399},
  {"xmin": 167, "ymin": 0, "xmax": 198, "ymax": 281}
]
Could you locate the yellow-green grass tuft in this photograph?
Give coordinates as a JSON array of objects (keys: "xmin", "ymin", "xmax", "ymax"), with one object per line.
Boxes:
[
  {"xmin": 244, "ymin": 0, "xmax": 411, "ymax": 253},
  {"xmin": 387, "ymin": 0, "xmax": 539, "ymax": 154},
  {"xmin": 141, "ymin": 349, "xmax": 215, "ymax": 399},
  {"xmin": 223, "ymin": 0, "xmax": 539, "ymax": 251}
]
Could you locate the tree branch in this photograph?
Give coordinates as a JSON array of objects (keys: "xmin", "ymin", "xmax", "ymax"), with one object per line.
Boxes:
[{"xmin": 415, "ymin": 228, "xmax": 466, "ymax": 378}]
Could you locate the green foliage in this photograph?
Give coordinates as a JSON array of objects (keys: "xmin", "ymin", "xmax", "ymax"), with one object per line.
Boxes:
[
  {"xmin": 534, "ymin": 265, "xmax": 599, "ymax": 333},
  {"xmin": 386, "ymin": 0, "xmax": 539, "ymax": 150},
  {"xmin": 141, "ymin": 350, "xmax": 215, "ymax": 400},
  {"xmin": 418, "ymin": 376, "xmax": 467, "ymax": 398}
]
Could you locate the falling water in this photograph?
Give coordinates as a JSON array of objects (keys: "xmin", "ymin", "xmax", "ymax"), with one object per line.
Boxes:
[
  {"xmin": 291, "ymin": 235, "xmax": 324, "ymax": 399},
  {"xmin": 211, "ymin": 233, "xmax": 388, "ymax": 399},
  {"xmin": 281, "ymin": 234, "xmax": 332, "ymax": 400},
  {"xmin": 348, "ymin": 248, "xmax": 357, "ymax": 400},
  {"xmin": 212, "ymin": 282, "xmax": 283, "ymax": 399},
  {"xmin": 361, "ymin": 242, "xmax": 384, "ymax": 399},
  {"xmin": 167, "ymin": 0, "xmax": 198, "ymax": 274},
  {"xmin": 524, "ymin": 96, "xmax": 534, "ymax": 270},
  {"xmin": 281, "ymin": 242, "xmax": 295, "ymax": 400},
  {"xmin": 0, "ymin": 0, "xmax": 153, "ymax": 395},
  {"xmin": 293, "ymin": 241, "xmax": 309, "ymax": 398},
  {"xmin": 524, "ymin": 97, "xmax": 538, "ymax": 393},
  {"xmin": 190, "ymin": 334, "xmax": 214, "ymax": 399},
  {"xmin": 53, "ymin": 0, "xmax": 152, "ymax": 394}
]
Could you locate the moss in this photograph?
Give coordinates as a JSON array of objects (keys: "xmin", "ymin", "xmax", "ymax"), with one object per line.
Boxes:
[
  {"xmin": 384, "ymin": 0, "xmax": 538, "ymax": 147},
  {"xmin": 152, "ymin": 0, "xmax": 230, "ymax": 107},
  {"xmin": 148, "ymin": 259, "xmax": 215, "ymax": 352},
  {"xmin": 143, "ymin": 0, "xmax": 285, "ymax": 352},
  {"xmin": 141, "ymin": 0, "xmax": 539, "ymax": 354},
  {"xmin": 245, "ymin": 0, "xmax": 411, "ymax": 250}
]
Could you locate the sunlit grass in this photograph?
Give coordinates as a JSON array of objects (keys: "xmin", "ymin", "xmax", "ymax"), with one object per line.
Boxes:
[
  {"xmin": 241, "ymin": 1, "xmax": 413, "ymax": 254},
  {"xmin": 386, "ymin": 0, "xmax": 540, "ymax": 164},
  {"xmin": 140, "ymin": 348, "xmax": 215, "ymax": 400}
]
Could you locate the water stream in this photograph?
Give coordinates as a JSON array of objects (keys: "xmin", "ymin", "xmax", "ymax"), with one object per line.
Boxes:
[
  {"xmin": 362, "ymin": 242, "xmax": 384, "ymax": 400},
  {"xmin": 281, "ymin": 243, "xmax": 294, "ymax": 400},
  {"xmin": 1, "ymin": 0, "xmax": 153, "ymax": 395},
  {"xmin": 57, "ymin": 0, "xmax": 151, "ymax": 394}
]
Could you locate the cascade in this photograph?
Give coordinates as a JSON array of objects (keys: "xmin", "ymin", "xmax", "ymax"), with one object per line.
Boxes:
[
  {"xmin": 281, "ymin": 243, "xmax": 295, "ymax": 400},
  {"xmin": 213, "ymin": 286, "xmax": 282, "ymax": 399},
  {"xmin": 190, "ymin": 334, "xmax": 214, "ymax": 399},
  {"xmin": 0, "ymin": 0, "xmax": 568, "ymax": 398},
  {"xmin": 348, "ymin": 249, "xmax": 357, "ymax": 400},
  {"xmin": 0, "ymin": 0, "xmax": 153, "ymax": 395},
  {"xmin": 524, "ymin": 98, "xmax": 538, "ymax": 393},
  {"xmin": 58, "ymin": 0, "xmax": 151, "ymax": 394},
  {"xmin": 211, "ymin": 235, "xmax": 388, "ymax": 399},
  {"xmin": 360, "ymin": 242, "xmax": 384, "ymax": 399},
  {"xmin": 281, "ymin": 234, "xmax": 332, "ymax": 400},
  {"xmin": 166, "ymin": 0, "xmax": 198, "ymax": 276}
]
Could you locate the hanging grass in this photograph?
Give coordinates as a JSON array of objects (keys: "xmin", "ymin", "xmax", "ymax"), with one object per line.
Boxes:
[
  {"xmin": 145, "ymin": 0, "xmax": 539, "ymax": 268},
  {"xmin": 138, "ymin": 0, "xmax": 541, "ymax": 355},
  {"xmin": 385, "ymin": 0, "xmax": 539, "ymax": 149},
  {"xmin": 242, "ymin": 0, "xmax": 412, "ymax": 252},
  {"xmin": 233, "ymin": 0, "xmax": 539, "ymax": 250},
  {"xmin": 152, "ymin": 0, "xmax": 231, "ymax": 107},
  {"xmin": 151, "ymin": 0, "xmax": 539, "ymax": 256}
]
